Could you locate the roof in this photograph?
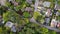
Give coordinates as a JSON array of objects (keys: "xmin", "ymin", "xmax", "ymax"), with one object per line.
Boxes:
[
  {"xmin": 11, "ymin": 25, "xmax": 16, "ymax": 32},
  {"xmin": 5, "ymin": 21, "xmax": 14, "ymax": 28},
  {"xmin": 26, "ymin": 0, "xmax": 32, "ymax": 4},
  {"xmin": 43, "ymin": 1, "xmax": 51, "ymax": 7},
  {"xmin": 54, "ymin": 4, "xmax": 60, "ymax": 10}
]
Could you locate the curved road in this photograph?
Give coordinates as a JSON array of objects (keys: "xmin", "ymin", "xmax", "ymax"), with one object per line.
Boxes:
[{"xmin": 30, "ymin": 17, "xmax": 60, "ymax": 32}]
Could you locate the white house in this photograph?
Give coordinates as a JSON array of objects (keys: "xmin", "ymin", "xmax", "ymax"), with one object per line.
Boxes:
[
  {"xmin": 5, "ymin": 21, "xmax": 14, "ymax": 28},
  {"xmin": 45, "ymin": 9, "xmax": 52, "ymax": 17},
  {"xmin": 51, "ymin": 19, "xmax": 57, "ymax": 27},
  {"xmin": 56, "ymin": 12, "xmax": 60, "ymax": 16}
]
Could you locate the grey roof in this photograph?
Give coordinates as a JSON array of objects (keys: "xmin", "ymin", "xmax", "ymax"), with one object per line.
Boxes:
[
  {"xmin": 11, "ymin": 25, "xmax": 17, "ymax": 32},
  {"xmin": 43, "ymin": 1, "xmax": 51, "ymax": 7},
  {"xmin": 45, "ymin": 18, "xmax": 50, "ymax": 23},
  {"xmin": 26, "ymin": 0, "xmax": 32, "ymax": 4},
  {"xmin": 54, "ymin": 4, "xmax": 60, "ymax": 10},
  {"xmin": 56, "ymin": 12, "xmax": 60, "ymax": 16},
  {"xmin": 30, "ymin": 17, "xmax": 37, "ymax": 23}
]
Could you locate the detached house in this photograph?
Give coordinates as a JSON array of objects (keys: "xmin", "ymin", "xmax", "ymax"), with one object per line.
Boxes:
[
  {"xmin": 54, "ymin": 4, "xmax": 60, "ymax": 10},
  {"xmin": 5, "ymin": 21, "xmax": 14, "ymax": 28},
  {"xmin": 43, "ymin": 1, "xmax": 51, "ymax": 7}
]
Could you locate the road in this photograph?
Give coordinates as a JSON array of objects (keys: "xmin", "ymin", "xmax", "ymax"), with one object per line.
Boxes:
[{"xmin": 30, "ymin": 17, "xmax": 60, "ymax": 32}]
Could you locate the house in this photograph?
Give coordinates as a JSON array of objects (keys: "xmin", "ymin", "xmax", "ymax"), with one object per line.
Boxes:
[
  {"xmin": 11, "ymin": 25, "xmax": 17, "ymax": 32},
  {"xmin": 45, "ymin": 9, "xmax": 52, "ymax": 17},
  {"xmin": 45, "ymin": 17, "xmax": 50, "ymax": 25},
  {"xmin": 56, "ymin": 12, "xmax": 60, "ymax": 16},
  {"xmin": 30, "ymin": 17, "xmax": 37, "ymax": 23},
  {"xmin": 5, "ymin": 21, "xmax": 14, "ymax": 28},
  {"xmin": 26, "ymin": 0, "xmax": 32, "ymax": 4},
  {"xmin": 43, "ymin": 1, "xmax": 51, "ymax": 7},
  {"xmin": 38, "ymin": 1, "xmax": 43, "ymax": 6},
  {"xmin": 54, "ymin": 4, "xmax": 60, "ymax": 10},
  {"xmin": 13, "ymin": 2, "xmax": 18, "ymax": 6},
  {"xmin": 51, "ymin": 19, "xmax": 57, "ymax": 27},
  {"xmin": 25, "ymin": 7, "xmax": 32, "ymax": 12},
  {"xmin": 57, "ymin": 23, "xmax": 60, "ymax": 28}
]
